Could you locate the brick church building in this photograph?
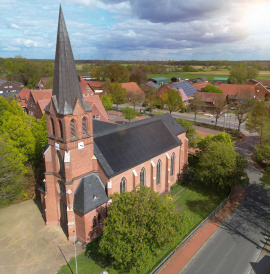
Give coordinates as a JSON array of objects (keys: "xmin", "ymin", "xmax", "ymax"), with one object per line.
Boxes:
[{"xmin": 40, "ymin": 6, "xmax": 188, "ymax": 243}]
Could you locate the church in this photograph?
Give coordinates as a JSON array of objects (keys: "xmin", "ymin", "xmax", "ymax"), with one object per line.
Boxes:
[{"xmin": 39, "ymin": 6, "xmax": 188, "ymax": 243}]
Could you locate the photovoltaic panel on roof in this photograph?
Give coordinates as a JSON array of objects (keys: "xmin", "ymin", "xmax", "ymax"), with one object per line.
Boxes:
[{"xmin": 172, "ymin": 82, "xmax": 198, "ymax": 97}]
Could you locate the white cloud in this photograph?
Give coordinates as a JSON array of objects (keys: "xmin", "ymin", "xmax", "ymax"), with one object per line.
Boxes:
[{"xmin": 3, "ymin": 46, "xmax": 21, "ymax": 51}]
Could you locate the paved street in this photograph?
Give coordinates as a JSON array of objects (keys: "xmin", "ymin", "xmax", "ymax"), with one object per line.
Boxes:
[{"xmin": 181, "ymin": 137, "xmax": 270, "ymax": 274}]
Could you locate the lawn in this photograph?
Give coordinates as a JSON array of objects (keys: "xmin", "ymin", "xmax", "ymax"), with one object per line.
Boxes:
[{"xmin": 58, "ymin": 183, "xmax": 227, "ymax": 274}]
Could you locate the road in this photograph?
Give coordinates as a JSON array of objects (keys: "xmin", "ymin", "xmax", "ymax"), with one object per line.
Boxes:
[
  {"xmin": 181, "ymin": 137, "xmax": 270, "ymax": 274},
  {"xmin": 113, "ymin": 104, "xmax": 249, "ymax": 133}
]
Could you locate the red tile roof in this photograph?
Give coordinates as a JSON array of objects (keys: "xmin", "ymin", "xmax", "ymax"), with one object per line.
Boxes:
[
  {"xmin": 86, "ymin": 81, "xmax": 104, "ymax": 89},
  {"xmin": 37, "ymin": 99, "xmax": 50, "ymax": 114},
  {"xmin": 84, "ymin": 95, "xmax": 109, "ymax": 120},
  {"xmin": 79, "ymin": 82, "xmax": 95, "ymax": 95},
  {"xmin": 191, "ymin": 82, "xmax": 209, "ymax": 91},
  {"xmin": 218, "ymin": 84, "xmax": 255, "ymax": 99},
  {"xmin": 195, "ymin": 92, "xmax": 227, "ymax": 106},
  {"xmin": 30, "ymin": 89, "xmax": 52, "ymax": 104},
  {"xmin": 17, "ymin": 88, "xmax": 31, "ymax": 101},
  {"xmin": 121, "ymin": 82, "xmax": 145, "ymax": 97},
  {"xmin": 17, "ymin": 101, "xmax": 27, "ymax": 107}
]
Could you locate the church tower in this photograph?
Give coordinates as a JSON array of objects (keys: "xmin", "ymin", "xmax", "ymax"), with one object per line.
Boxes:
[{"xmin": 43, "ymin": 6, "xmax": 95, "ymax": 240}]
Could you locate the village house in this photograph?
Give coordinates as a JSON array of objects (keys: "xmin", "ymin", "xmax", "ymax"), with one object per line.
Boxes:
[
  {"xmin": 37, "ymin": 77, "xmax": 51, "ymax": 90},
  {"xmin": 0, "ymin": 80, "xmax": 23, "ymax": 94},
  {"xmin": 39, "ymin": 6, "xmax": 188, "ymax": 243},
  {"xmin": 245, "ymin": 79, "xmax": 270, "ymax": 99},
  {"xmin": 27, "ymin": 89, "xmax": 52, "ymax": 116},
  {"xmin": 194, "ymin": 92, "xmax": 228, "ymax": 112}
]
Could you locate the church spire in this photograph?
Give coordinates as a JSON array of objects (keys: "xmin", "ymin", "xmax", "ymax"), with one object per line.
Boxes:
[{"xmin": 47, "ymin": 5, "xmax": 91, "ymax": 115}]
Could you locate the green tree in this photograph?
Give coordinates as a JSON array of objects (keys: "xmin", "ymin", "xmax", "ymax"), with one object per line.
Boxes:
[
  {"xmin": 107, "ymin": 82, "xmax": 127, "ymax": 109},
  {"xmin": 107, "ymin": 64, "xmax": 130, "ymax": 83},
  {"xmin": 203, "ymin": 84, "xmax": 223, "ymax": 93},
  {"xmin": 162, "ymin": 88, "xmax": 183, "ymax": 113},
  {"xmin": 235, "ymin": 99, "xmax": 255, "ymax": 134},
  {"xmin": 229, "ymin": 63, "xmax": 258, "ymax": 84},
  {"xmin": 44, "ymin": 76, "xmax": 53, "ymax": 89},
  {"xmin": 129, "ymin": 66, "xmax": 147, "ymax": 84},
  {"xmin": 31, "ymin": 114, "xmax": 48, "ymax": 162},
  {"xmin": 100, "ymin": 94, "xmax": 113, "ymax": 111},
  {"xmin": 0, "ymin": 137, "xmax": 27, "ymax": 206},
  {"xmin": 176, "ymin": 118, "xmax": 198, "ymax": 147},
  {"xmin": 100, "ymin": 186, "xmax": 191, "ymax": 272},
  {"xmin": 195, "ymin": 137, "xmax": 248, "ymax": 192},
  {"xmin": 245, "ymin": 100, "xmax": 270, "ymax": 147},
  {"xmin": 210, "ymin": 96, "xmax": 227, "ymax": 127},
  {"xmin": 122, "ymin": 106, "xmax": 137, "ymax": 122},
  {"xmin": 90, "ymin": 66, "xmax": 107, "ymax": 81}
]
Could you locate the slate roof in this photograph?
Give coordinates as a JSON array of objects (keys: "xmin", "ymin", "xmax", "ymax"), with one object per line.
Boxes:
[
  {"xmin": 171, "ymin": 81, "xmax": 198, "ymax": 97},
  {"xmin": 73, "ymin": 173, "xmax": 109, "ymax": 214},
  {"xmin": 45, "ymin": 6, "xmax": 91, "ymax": 115},
  {"xmin": 146, "ymin": 81, "xmax": 160, "ymax": 89},
  {"xmin": 93, "ymin": 113, "xmax": 185, "ymax": 178}
]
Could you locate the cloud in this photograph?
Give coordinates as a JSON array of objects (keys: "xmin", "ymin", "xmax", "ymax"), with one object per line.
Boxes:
[
  {"xmin": 2, "ymin": 46, "xmax": 21, "ymax": 51},
  {"xmin": 11, "ymin": 23, "xmax": 22, "ymax": 30}
]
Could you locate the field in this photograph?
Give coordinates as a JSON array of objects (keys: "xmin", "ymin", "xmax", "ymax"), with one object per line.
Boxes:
[
  {"xmin": 148, "ymin": 70, "xmax": 270, "ymax": 81},
  {"xmin": 58, "ymin": 183, "xmax": 226, "ymax": 274}
]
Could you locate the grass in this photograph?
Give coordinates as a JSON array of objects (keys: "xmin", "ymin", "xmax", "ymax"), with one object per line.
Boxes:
[
  {"xmin": 58, "ymin": 182, "xmax": 226, "ymax": 274},
  {"xmin": 147, "ymin": 70, "xmax": 270, "ymax": 80}
]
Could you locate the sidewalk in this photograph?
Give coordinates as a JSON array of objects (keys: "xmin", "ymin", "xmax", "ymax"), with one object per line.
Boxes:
[{"xmin": 157, "ymin": 186, "xmax": 246, "ymax": 274}]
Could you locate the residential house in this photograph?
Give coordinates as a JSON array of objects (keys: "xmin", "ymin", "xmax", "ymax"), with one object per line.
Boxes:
[
  {"xmin": 40, "ymin": 7, "xmax": 188, "ymax": 244},
  {"xmin": 245, "ymin": 79, "xmax": 270, "ymax": 99},
  {"xmin": 218, "ymin": 84, "xmax": 267, "ymax": 103},
  {"xmin": 0, "ymin": 80, "xmax": 23, "ymax": 94},
  {"xmin": 191, "ymin": 82, "xmax": 209, "ymax": 92},
  {"xmin": 84, "ymin": 95, "xmax": 109, "ymax": 121},
  {"xmin": 102, "ymin": 82, "xmax": 145, "ymax": 100},
  {"xmin": 37, "ymin": 77, "xmax": 51, "ymax": 90},
  {"xmin": 27, "ymin": 89, "xmax": 52, "ymax": 116},
  {"xmin": 195, "ymin": 92, "xmax": 228, "ymax": 112},
  {"xmin": 80, "ymin": 82, "xmax": 95, "ymax": 97}
]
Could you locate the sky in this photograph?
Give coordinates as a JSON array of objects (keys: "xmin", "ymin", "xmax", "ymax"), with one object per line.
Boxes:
[{"xmin": 0, "ymin": 0, "xmax": 270, "ymax": 61}]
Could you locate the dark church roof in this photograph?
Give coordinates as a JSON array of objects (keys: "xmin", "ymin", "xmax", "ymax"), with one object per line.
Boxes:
[
  {"xmin": 73, "ymin": 173, "xmax": 109, "ymax": 214},
  {"xmin": 44, "ymin": 6, "xmax": 91, "ymax": 115},
  {"xmin": 93, "ymin": 113, "xmax": 186, "ymax": 178}
]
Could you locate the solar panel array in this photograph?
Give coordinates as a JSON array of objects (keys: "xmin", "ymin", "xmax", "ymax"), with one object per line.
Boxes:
[{"xmin": 172, "ymin": 81, "xmax": 198, "ymax": 97}]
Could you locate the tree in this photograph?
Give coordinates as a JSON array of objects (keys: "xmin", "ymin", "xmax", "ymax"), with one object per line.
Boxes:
[
  {"xmin": 44, "ymin": 76, "xmax": 53, "ymax": 89},
  {"xmin": 107, "ymin": 82, "xmax": 127, "ymax": 109},
  {"xmin": 229, "ymin": 63, "xmax": 258, "ymax": 84},
  {"xmin": 210, "ymin": 96, "xmax": 227, "ymax": 127},
  {"xmin": 162, "ymin": 89, "xmax": 183, "ymax": 113},
  {"xmin": 127, "ymin": 93, "xmax": 144, "ymax": 109},
  {"xmin": 100, "ymin": 186, "xmax": 191, "ymax": 272},
  {"xmin": 0, "ymin": 137, "xmax": 27, "ymax": 206},
  {"xmin": 106, "ymin": 64, "xmax": 130, "ymax": 83},
  {"xmin": 100, "ymin": 94, "xmax": 113, "ymax": 111},
  {"xmin": 122, "ymin": 106, "xmax": 137, "ymax": 122},
  {"xmin": 195, "ymin": 134, "xmax": 248, "ymax": 192},
  {"xmin": 245, "ymin": 100, "xmax": 270, "ymax": 146},
  {"xmin": 90, "ymin": 65, "xmax": 107, "ymax": 81},
  {"xmin": 31, "ymin": 114, "xmax": 48, "ymax": 162},
  {"xmin": 176, "ymin": 118, "xmax": 198, "ymax": 147},
  {"xmin": 190, "ymin": 95, "xmax": 202, "ymax": 122},
  {"xmin": 129, "ymin": 66, "xmax": 147, "ymax": 84},
  {"xmin": 203, "ymin": 84, "xmax": 223, "ymax": 93},
  {"xmin": 235, "ymin": 99, "xmax": 255, "ymax": 134}
]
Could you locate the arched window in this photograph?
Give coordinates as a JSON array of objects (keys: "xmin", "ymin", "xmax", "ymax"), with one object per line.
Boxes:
[
  {"xmin": 170, "ymin": 153, "xmax": 175, "ymax": 176},
  {"xmin": 156, "ymin": 160, "xmax": 161, "ymax": 185},
  {"xmin": 98, "ymin": 213, "xmax": 101, "ymax": 224},
  {"xmin": 51, "ymin": 118, "xmax": 55, "ymax": 136},
  {"xmin": 70, "ymin": 120, "xmax": 76, "ymax": 138},
  {"xmin": 82, "ymin": 117, "xmax": 87, "ymax": 136},
  {"xmin": 140, "ymin": 168, "xmax": 145, "ymax": 186},
  {"xmin": 59, "ymin": 120, "xmax": 63, "ymax": 139},
  {"xmin": 93, "ymin": 216, "xmax": 97, "ymax": 228},
  {"xmin": 120, "ymin": 177, "xmax": 126, "ymax": 193}
]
